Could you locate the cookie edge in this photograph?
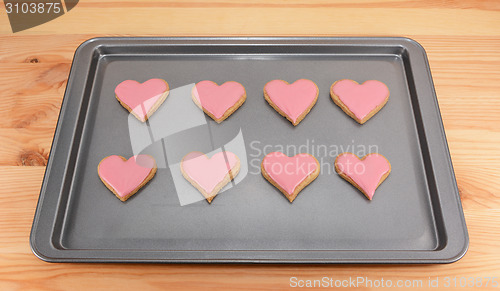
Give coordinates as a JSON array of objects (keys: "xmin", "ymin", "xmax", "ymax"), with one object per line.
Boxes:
[
  {"xmin": 180, "ymin": 151, "xmax": 241, "ymax": 204},
  {"xmin": 191, "ymin": 81, "xmax": 247, "ymax": 123},
  {"xmin": 334, "ymin": 152, "xmax": 391, "ymax": 200},
  {"xmin": 261, "ymin": 152, "xmax": 320, "ymax": 202},
  {"xmin": 263, "ymin": 79, "xmax": 319, "ymax": 126},
  {"xmin": 115, "ymin": 79, "xmax": 170, "ymax": 122},
  {"xmin": 97, "ymin": 155, "xmax": 158, "ymax": 202},
  {"xmin": 330, "ymin": 79, "xmax": 389, "ymax": 124}
]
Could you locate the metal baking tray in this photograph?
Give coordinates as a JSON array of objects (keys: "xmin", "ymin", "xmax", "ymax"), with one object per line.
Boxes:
[{"xmin": 30, "ymin": 37, "xmax": 468, "ymax": 263}]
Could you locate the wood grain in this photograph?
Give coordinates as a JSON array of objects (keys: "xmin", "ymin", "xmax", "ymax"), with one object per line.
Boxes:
[
  {"xmin": 1, "ymin": 1, "xmax": 500, "ymax": 36},
  {"xmin": 0, "ymin": 0, "xmax": 499, "ymax": 290}
]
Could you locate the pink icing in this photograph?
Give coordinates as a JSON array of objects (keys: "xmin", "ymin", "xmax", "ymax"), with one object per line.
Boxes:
[
  {"xmin": 115, "ymin": 79, "xmax": 168, "ymax": 121},
  {"xmin": 193, "ymin": 81, "xmax": 245, "ymax": 119},
  {"xmin": 98, "ymin": 155, "xmax": 156, "ymax": 198},
  {"xmin": 264, "ymin": 79, "xmax": 318, "ymax": 123},
  {"xmin": 262, "ymin": 152, "xmax": 318, "ymax": 195},
  {"xmin": 335, "ymin": 153, "xmax": 390, "ymax": 200},
  {"xmin": 181, "ymin": 151, "xmax": 239, "ymax": 193},
  {"xmin": 332, "ymin": 80, "xmax": 389, "ymax": 120}
]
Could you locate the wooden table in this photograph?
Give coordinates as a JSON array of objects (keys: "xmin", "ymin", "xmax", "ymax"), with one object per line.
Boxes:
[{"xmin": 1, "ymin": 1, "xmax": 499, "ymax": 290}]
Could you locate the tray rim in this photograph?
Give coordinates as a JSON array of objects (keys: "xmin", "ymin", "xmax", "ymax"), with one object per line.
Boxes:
[{"xmin": 30, "ymin": 36, "xmax": 468, "ymax": 264}]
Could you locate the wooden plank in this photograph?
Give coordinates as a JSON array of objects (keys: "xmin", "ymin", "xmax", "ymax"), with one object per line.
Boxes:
[
  {"xmin": 0, "ymin": 35, "xmax": 86, "ymax": 64},
  {"xmin": 0, "ymin": 129, "xmax": 53, "ymax": 166},
  {"xmin": 1, "ymin": 3, "xmax": 499, "ymax": 36},
  {"xmin": 0, "ymin": 63, "xmax": 67, "ymax": 129}
]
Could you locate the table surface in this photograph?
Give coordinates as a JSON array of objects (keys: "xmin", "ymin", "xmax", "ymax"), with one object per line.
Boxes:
[{"xmin": 0, "ymin": 0, "xmax": 499, "ymax": 290}]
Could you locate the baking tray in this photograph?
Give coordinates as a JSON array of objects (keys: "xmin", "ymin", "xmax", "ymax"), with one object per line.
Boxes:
[{"xmin": 30, "ymin": 37, "xmax": 468, "ymax": 263}]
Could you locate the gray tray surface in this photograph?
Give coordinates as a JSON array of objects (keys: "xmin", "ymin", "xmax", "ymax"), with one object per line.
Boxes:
[{"xmin": 30, "ymin": 37, "xmax": 468, "ymax": 263}]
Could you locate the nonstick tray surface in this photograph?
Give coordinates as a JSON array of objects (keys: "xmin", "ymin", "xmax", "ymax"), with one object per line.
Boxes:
[{"xmin": 30, "ymin": 37, "xmax": 468, "ymax": 263}]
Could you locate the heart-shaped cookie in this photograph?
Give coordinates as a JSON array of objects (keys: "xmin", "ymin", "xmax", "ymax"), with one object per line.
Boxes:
[
  {"xmin": 115, "ymin": 79, "xmax": 169, "ymax": 122},
  {"xmin": 330, "ymin": 79, "xmax": 389, "ymax": 124},
  {"xmin": 181, "ymin": 151, "xmax": 240, "ymax": 203},
  {"xmin": 261, "ymin": 152, "xmax": 320, "ymax": 202},
  {"xmin": 98, "ymin": 155, "xmax": 157, "ymax": 201},
  {"xmin": 335, "ymin": 153, "xmax": 391, "ymax": 200},
  {"xmin": 264, "ymin": 79, "xmax": 318, "ymax": 126},
  {"xmin": 192, "ymin": 81, "xmax": 246, "ymax": 123}
]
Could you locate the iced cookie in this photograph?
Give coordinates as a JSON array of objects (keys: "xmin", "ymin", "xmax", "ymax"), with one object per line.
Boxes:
[
  {"xmin": 192, "ymin": 81, "xmax": 246, "ymax": 123},
  {"xmin": 98, "ymin": 155, "xmax": 157, "ymax": 202},
  {"xmin": 261, "ymin": 152, "xmax": 320, "ymax": 202},
  {"xmin": 335, "ymin": 153, "xmax": 391, "ymax": 200},
  {"xmin": 263, "ymin": 79, "xmax": 319, "ymax": 126},
  {"xmin": 181, "ymin": 151, "xmax": 240, "ymax": 203},
  {"xmin": 330, "ymin": 79, "xmax": 389, "ymax": 124},
  {"xmin": 115, "ymin": 79, "xmax": 169, "ymax": 122}
]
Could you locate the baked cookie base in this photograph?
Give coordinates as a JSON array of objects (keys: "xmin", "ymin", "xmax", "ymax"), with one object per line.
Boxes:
[
  {"xmin": 334, "ymin": 153, "xmax": 391, "ymax": 200},
  {"xmin": 263, "ymin": 80, "xmax": 319, "ymax": 126},
  {"xmin": 181, "ymin": 153, "xmax": 241, "ymax": 204},
  {"xmin": 116, "ymin": 79, "xmax": 170, "ymax": 122},
  {"xmin": 261, "ymin": 156, "xmax": 320, "ymax": 203},
  {"xmin": 191, "ymin": 81, "xmax": 247, "ymax": 123},
  {"xmin": 330, "ymin": 79, "xmax": 389, "ymax": 124},
  {"xmin": 97, "ymin": 155, "xmax": 158, "ymax": 202}
]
